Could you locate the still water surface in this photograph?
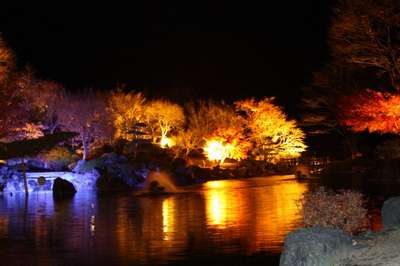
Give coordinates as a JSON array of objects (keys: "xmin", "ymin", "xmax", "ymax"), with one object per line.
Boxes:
[{"xmin": 0, "ymin": 175, "xmax": 384, "ymax": 265}]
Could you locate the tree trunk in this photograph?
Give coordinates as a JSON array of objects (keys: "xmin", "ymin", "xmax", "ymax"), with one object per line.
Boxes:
[
  {"xmin": 49, "ymin": 124, "xmax": 57, "ymax": 134},
  {"xmin": 81, "ymin": 135, "xmax": 89, "ymax": 161}
]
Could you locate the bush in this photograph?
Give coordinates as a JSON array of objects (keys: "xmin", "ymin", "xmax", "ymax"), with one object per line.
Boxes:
[
  {"xmin": 38, "ymin": 146, "xmax": 78, "ymax": 170},
  {"xmin": 298, "ymin": 187, "xmax": 369, "ymax": 235}
]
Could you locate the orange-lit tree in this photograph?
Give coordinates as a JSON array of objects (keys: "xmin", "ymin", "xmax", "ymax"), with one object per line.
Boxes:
[
  {"xmin": 236, "ymin": 98, "xmax": 306, "ymax": 163},
  {"xmin": 203, "ymin": 129, "xmax": 250, "ymax": 165},
  {"xmin": 176, "ymin": 101, "xmax": 249, "ymax": 164},
  {"xmin": 144, "ymin": 99, "xmax": 184, "ymax": 146},
  {"xmin": 172, "ymin": 130, "xmax": 198, "ymax": 158},
  {"xmin": 340, "ymin": 89, "xmax": 400, "ymax": 134},
  {"xmin": 108, "ymin": 89, "xmax": 146, "ymax": 140},
  {"xmin": 57, "ymin": 91, "xmax": 112, "ymax": 160}
]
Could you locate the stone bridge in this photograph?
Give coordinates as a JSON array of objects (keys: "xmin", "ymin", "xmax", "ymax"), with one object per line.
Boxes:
[{"xmin": 4, "ymin": 171, "xmax": 99, "ymax": 193}]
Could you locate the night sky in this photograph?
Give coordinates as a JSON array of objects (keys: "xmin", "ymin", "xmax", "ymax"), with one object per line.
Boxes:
[{"xmin": 2, "ymin": 1, "xmax": 330, "ymax": 111}]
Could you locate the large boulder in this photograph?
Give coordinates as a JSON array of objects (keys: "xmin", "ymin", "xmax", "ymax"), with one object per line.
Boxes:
[
  {"xmin": 73, "ymin": 155, "xmax": 143, "ymax": 187},
  {"xmin": 281, "ymin": 227, "xmax": 400, "ymax": 266},
  {"xmin": 106, "ymin": 162, "xmax": 141, "ymax": 186},
  {"xmin": 280, "ymin": 228, "xmax": 352, "ymax": 266},
  {"xmin": 53, "ymin": 177, "xmax": 76, "ymax": 197},
  {"xmin": 347, "ymin": 228, "xmax": 400, "ymax": 265},
  {"xmin": 381, "ymin": 196, "xmax": 400, "ymax": 230},
  {"xmin": 96, "ymin": 171, "xmax": 130, "ymax": 193}
]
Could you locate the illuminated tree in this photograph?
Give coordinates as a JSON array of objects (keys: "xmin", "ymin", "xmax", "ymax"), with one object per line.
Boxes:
[
  {"xmin": 176, "ymin": 101, "xmax": 249, "ymax": 163},
  {"xmin": 144, "ymin": 99, "xmax": 185, "ymax": 146},
  {"xmin": 330, "ymin": 0, "xmax": 400, "ymax": 90},
  {"xmin": 339, "ymin": 89, "xmax": 400, "ymax": 134},
  {"xmin": 9, "ymin": 68, "xmax": 66, "ymax": 134},
  {"xmin": 0, "ymin": 91, "xmax": 27, "ymax": 140},
  {"xmin": 204, "ymin": 124, "xmax": 251, "ymax": 164},
  {"xmin": 186, "ymin": 101, "xmax": 242, "ymax": 141},
  {"xmin": 57, "ymin": 91, "xmax": 112, "ymax": 160},
  {"xmin": 236, "ymin": 98, "xmax": 306, "ymax": 162},
  {"xmin": 0, "ymin": 36, "xmax": 21, "ymax": 139},
  {"xmin": 108, "ymin": 89, "xmax": 146, "ymax": 140},
  {"xmin": 11, "ymin": 123, "xmax": 45, "ymax": 141},
  {"xmin": 0, "ymin": 65, "xmax": 67, "ymax": 141},
  {"xmin": 203, "ymin": 133, "xmax": 250, "ymax": 165},
  {"xmin": 0, "ymin": 34, "xmax": 14, "ymax": 87},
  {"xmin": 172, "ymin": 129, "xmax": 198, "ymax": 158}
]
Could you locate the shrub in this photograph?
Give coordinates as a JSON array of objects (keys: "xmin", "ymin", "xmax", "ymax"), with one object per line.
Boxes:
[
  {"xmin": 38, "ymin": 146, "xmax": 78, "ymax": 170},
  {"xmin": 298, "ymin": 187, "xmax": 369, "ymax": 235}
]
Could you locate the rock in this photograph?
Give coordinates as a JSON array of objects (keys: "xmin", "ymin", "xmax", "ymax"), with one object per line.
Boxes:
[
  {"xmin": 107, "ymin": 162, "xmax": 141, "ymax": 186},
  {"xmin": 280, "ymin": 227, "xmax": 352, "ymax": 266},
  {"xmin": 96, "ymin": 172, "xmax": 130, "ymax": 193},
  {"xmin": 53, "ymin": 177, "xmax": 76, "ymax": 197},
  {"xmin": 73, "ymin": 156, "xmax": 142, "ymax": 187},
  {"xmin": 347, "ymin": 228, "xmax": 400, "ymax": 266},
  {"xmin": 148, "ymin": 180, "xmax": 165, "ymax": 193},
  {"xmin": 381, "ymin": 196, "xmax": 400, "ymax": 230}
]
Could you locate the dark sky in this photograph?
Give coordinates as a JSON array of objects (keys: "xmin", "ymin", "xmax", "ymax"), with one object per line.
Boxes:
[{"xmin": 1, "ymin": 1, "xmax": 331, "ymax": 111}]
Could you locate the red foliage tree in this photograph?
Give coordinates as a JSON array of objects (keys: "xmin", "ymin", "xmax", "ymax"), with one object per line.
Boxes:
[{"xmin": 339, "ymin": 89, "xmax": 400, "ymax": 134}]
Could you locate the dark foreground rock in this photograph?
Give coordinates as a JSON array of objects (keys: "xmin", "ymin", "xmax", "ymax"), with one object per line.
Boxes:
[
  {"xmin": 281, "ymin": 227, "xmax": 400, "ymax": 266},
  {"xmin": 280, "ymin": 228, "xmax": 352, "ymax": 266},
  {"xmin": 281, "ymin": 196, "xmax": 400, "ymax": 266},
  {"xmin": 53, "ymin": 177, "xmax": 76, "ymax": 197},
  {"xmin": 346, "ymin": 228, "xmax": 400, "ymax": 266},
  {"xmin": 381, "ymin": 196, "xmax": 400, "ymax": 230}
]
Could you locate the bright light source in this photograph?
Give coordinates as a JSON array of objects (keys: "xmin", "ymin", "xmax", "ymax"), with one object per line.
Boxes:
[
  {"xmin": 204, "ymin": 139, "xmax": 228, "ymax": 164},
  {"xmin": 160, "ymin": 136, "xmax": 175, "ymax": 148}
]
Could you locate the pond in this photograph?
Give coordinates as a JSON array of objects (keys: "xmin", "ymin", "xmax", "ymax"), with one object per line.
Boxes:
[{"xmin": 0, "ymin": 175, "xmax": 391, "ymax": 265}]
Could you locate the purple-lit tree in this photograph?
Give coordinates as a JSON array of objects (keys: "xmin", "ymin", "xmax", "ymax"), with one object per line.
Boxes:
[
  {"xmin": 0, "ymin": 35, "xmax": 23, "ymax": 139},
  {"xmin": 57, "ymin": 91, "xmax": 112, "ymax": 160},
  {"xmin": 11, "ymin": 68, "xmax": 66, "ymax": 134}
]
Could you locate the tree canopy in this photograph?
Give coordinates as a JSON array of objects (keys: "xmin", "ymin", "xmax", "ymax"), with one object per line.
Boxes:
[
  {"xmin": 330, "ymin": 0, "xmax": 400, "ymax": 90},
  {"xmin": 237, "ymin": 98, "xmax": 306, "ymax": 162},
  {"xmin": 339, "ymin": 89, "xmax": 400, "ymax": 134}
]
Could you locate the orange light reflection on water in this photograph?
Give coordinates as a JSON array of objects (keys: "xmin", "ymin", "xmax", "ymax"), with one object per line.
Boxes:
[
  {"xmin": 251, "ymin": 180, "xmax": 308, "ymax": 252},
  {"xmin": 204, "ymin": 180, "xmax": 246, "ymax": 229},
  {"xmin": 203, "ymin": 177, "xmax": 308, "ymax": 253},
  {"xmin": 162, "ymin": 197, "xmax": 175, "ymax": 240}
]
